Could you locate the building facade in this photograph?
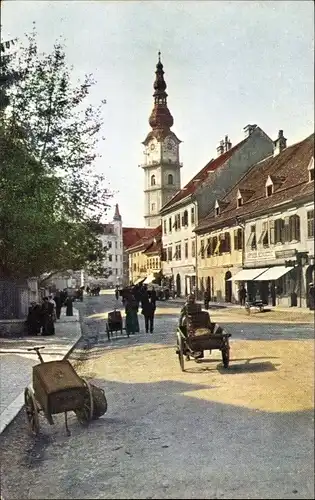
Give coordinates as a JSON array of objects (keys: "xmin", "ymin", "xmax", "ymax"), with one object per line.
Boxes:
[
  {"xmin": 195, "ymin": 132, "xmax": 314, "ymax": 307},
  {"xmin": 127, "ymin": 227, "xmax": 162, "ymax": 284},
  {"xmin": 161, "ymin": 125, "xmax": 274, "ymax": 296},
  {"xmin": 141, "ymin": 53, "xmax": 182, "ymax": 228},
  {"xmin": 86, "ymin": 204, "xmax": 123, "ymax": 287}
]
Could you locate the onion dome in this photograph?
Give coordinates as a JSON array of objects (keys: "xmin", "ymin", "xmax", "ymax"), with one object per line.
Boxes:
[{"xmin": 148, "ymin": 52, "xmax": 174, "ymax": 131}]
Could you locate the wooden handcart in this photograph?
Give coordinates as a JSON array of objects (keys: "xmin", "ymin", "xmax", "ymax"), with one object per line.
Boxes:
[
  {"xmin": 106, "ymin": 310, "xmax": 126, "ymax": 340},
  {"xmin": 24, "ymin": 346, "xmax": 107, "ymax": 436},
  {"xmin": 176, "ymin": 310, "xmax": 231, "ymax": 372}
]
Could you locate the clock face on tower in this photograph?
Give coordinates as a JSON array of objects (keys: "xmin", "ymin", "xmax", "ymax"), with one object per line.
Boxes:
[
  {"xmin": 150, "ymin": 143, "xmax": 156, "ymax": 151},
  {"xmin": 167, "ymin": 139, "xmax": 175, "ymax": 151}
]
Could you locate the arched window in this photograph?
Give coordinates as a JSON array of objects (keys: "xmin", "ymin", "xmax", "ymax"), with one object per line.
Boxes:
[
  {"xmin": 168, "ymin": 174, "xmax": 173, "ymax": 185},
  {"xmin": 151, "ymin": 175, "xmax": 156, "ymax": 186}
]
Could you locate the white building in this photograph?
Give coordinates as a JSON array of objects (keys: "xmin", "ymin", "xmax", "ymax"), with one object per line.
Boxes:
[
  {"xmin": 87, "ymin": 204, "xmax": 124, "ymax": 287},
  {"xmin": 160, "ymin": 125, "xmax": 274, "ymax": 296},
  {"xmin": 141, "ymin": 53, "xmax": 182, "ymax": 228}
]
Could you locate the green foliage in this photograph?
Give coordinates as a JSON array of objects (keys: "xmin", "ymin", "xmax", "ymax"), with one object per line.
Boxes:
[{"xmin": 0, "ymin": 28, "xmax": 111, "ymax": 280}]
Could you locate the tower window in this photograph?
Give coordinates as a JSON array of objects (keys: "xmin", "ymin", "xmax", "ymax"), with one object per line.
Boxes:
[
  {"xmin": 151, "ymin": 203, "xmax": 156, "ymax": 211},
  {"xmin": 168, "ymin": 174, "xmax": 174, "ymax": 185},
  {"xmin": 151, "ymin": 175, "xmax": 156, "ymax": 186}
]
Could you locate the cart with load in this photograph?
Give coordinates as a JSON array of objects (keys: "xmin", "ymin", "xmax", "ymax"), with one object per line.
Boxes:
[
  {"xmin": 176, "ymin": 310, "xmax": 231, "ymax": 372},
  {"xmin": 24, "ymin": 346, "xmax": 107, "ymax": 436},
  {"xmin": 106, "ymin": 309, "xmax": 126, "ymax": 340}
]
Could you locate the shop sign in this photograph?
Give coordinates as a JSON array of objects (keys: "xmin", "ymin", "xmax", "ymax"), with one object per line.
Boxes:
[
  {"xmin": 275, "ymin": 249, "xmax": 297, "ymax": 259},
  {"xmin": 246, "ymin": 249, "xmax": 275, "ymax": 261}
]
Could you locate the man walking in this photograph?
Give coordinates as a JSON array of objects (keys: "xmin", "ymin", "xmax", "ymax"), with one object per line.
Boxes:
[{"xmin": 142, "ymin": 299, "xmax": 155, "ymax": 334}]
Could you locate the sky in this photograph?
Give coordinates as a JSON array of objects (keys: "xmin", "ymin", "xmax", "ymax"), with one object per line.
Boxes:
[{"xmin": 2, "ymin": 0, "xmax": 314, "ymax": 227}]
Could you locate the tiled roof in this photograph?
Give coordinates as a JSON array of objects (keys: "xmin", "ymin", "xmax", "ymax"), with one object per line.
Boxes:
[
  {"xmin": 125, "ymin": 226, "xmax": 161, "ymax": 252},
  {"xmin": 195, "ymin": 133, "xmax": 314, "ymax": 233},
  {"xmin": 123, "ymin": 227, "xmax": 155, "ymax": 249},
  {"xmin": 160, "ymin": 138, "xmax": 247, "ymax": 212}
]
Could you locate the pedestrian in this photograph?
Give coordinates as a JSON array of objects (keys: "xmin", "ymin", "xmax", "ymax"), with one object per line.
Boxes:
[
  {"xmin": 124, "ymin": 291, "xmax": 140, "ymax": 335},
  {"xmin": 41, "ymin": 297, "xmax": 55, "ymax": 335},
  {"xmin": 48, "ymin": 294, "xmax": 57, "ymax": 322},
  {"xmin": 203, "ymin": 289, "xmax": 210, "ymax": 310},
  {"xmin": 26, "ymin": 302, "xmax": 41, "ymax": 335},
  {"xmin": 65, "ymin": 295, "xmax": 74, "ymax": 316},
  {"xmin": 53, "ymin": 290, "xmax": 62, "ymax": 320},
  {"xmin": 115, "ymin": 285, "xmax": 119, "ymax": 301},
  {"xmin": 239, "ymin": 285, "xmax": 247, "ymax": 306},
  {"xmin": 149, "ymin": 286, "xmax": 157, "ymax": 308},
  {"xmin": 142, "ymin": 297, "xmax": 156, "ymax": 334}
]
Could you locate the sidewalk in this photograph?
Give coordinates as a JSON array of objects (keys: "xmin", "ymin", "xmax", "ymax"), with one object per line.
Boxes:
[
  {"xmin": 165, "ymin": 297, "xmax": 311, "ymax": 313},
  {"xmin": 0, "ymin": 308, "xmax": 82, "ymax": 434}
]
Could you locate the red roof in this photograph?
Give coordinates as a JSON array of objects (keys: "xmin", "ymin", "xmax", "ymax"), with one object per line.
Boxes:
[
  {"xmin": 195, "ymin": 133, "xmax": 314, "ymax": 233},
  {"xmin": 161, "ymin": 138, "xmax": 247, "ymax": 211},
  {"xmin": 125, "ymin": 226, "xmax": 161, "ymax": 252}
]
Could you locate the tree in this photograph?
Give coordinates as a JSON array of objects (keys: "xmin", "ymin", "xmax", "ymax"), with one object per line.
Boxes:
[{"xmin": 0, "ymin": 27, "xmax": 111, "ymax": 281}]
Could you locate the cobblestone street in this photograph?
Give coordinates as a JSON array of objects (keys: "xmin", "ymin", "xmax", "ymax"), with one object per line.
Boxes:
[{"xmin": 0, "ymin": 294, "xmax": 314, "ymax": 499}]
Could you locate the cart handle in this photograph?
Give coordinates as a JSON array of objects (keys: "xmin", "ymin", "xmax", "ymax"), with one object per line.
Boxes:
[{"xmin": 27, "ymin": 346, "xmax": 45, "ymax": 363}]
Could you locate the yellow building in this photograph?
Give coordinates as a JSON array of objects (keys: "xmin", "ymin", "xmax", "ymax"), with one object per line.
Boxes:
[
  {"xmin": 126, "ymin": 227, "xmax": 162, "ymax": 285},
  {"xmin": 195, "ymin": 223, "xmax": 244, "ymax": 302}
]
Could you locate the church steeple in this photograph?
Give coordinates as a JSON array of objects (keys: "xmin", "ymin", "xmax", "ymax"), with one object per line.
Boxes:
[
  {"xmin": 141, "ymin": 53, "xmax": 182, "ymax": 228},
  {"xmin": 149, "ymin": 52, "xmax": 174, "ymax": 131},
  {"xmin": 113, "ymin": 203, "xmax": 121, "ymax": 221}
]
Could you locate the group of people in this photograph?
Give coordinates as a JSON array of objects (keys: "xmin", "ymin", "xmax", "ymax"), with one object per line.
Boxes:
[
  {"xmin": 26, "ymin": 289, "xmax": 72, "ymax": 336},
  {"xmin": 116, "ymin": 284, "xmax": 157, "ymax": 335}
]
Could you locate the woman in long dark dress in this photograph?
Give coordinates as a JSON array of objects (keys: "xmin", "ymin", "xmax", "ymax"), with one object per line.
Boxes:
[{"xmin": 125, "ymin": 292, "xmax": 140, "ymax": 335}]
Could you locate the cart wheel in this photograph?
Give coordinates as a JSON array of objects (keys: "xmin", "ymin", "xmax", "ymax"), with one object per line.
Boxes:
[
  {"xmin": 75, "ymin": 378, "xmax": 94, "ymax": 425},
  {"xmin": 106, "ymin": 324, "xmax": 110, "ymax": 341},
  {"xmin": 24, "ymin": 387, "xmax": 40, "ymax": 436},
  {"xmin": 176, "ymin": 331, "xmax": 185, "ymax": 372},
  {"xmin": 221, "ymin": 348, "xmax": 230, "ymax": 368}
]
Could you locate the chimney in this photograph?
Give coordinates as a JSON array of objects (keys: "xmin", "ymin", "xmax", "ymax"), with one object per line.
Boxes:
[
  {"xmin": 243, "ymin": 124, "xmax": 257, "ymax": 138},
  {"xmin": 273, "ymin": 130, "xmax": 287, "ymax": 157},
  {"xmin": 224, "ymin": 135, "xmax": 232, "ymax": 152},
  {"xmin": 216, "ymin": 140, "xmax": 224, "ymax": 157}
]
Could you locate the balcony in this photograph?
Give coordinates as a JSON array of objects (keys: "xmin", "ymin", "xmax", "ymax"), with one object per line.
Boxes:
[{"xmin": 139, "ymin": 160, "xmax": 183, "ymax": 169}]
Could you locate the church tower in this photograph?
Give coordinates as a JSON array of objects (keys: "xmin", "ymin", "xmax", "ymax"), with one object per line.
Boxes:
[{"xmin": 142, "ymin": 53, "xmax": 182, "ymax": 228}]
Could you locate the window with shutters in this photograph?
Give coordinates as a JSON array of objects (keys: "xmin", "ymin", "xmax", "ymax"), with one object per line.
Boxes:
[
  {"xmin": 206, "ymin": 238, "xmax": 211, "ymax": 257},
  {"xmin": 163, "ymin": 220, "xmax": 167, "ymax": 235},
  {"xmin": 258, "ymin": 222, "xmax": 269, "ymax": 247},
  {"xmin": 247, "ymin": 225, "xmax": 257, "ymax": 249},
  {"xmin": 133, "ymin": 263, "xmax": 136, "ymax": 271},
  {"xmin": 184, "ymin": 241, "xmax": 188, "ymax": 259},
  {"xmin": 182, "ymin": 210, "xmax": 188, "ymax": 226},
  {"xmin": 212, "ymin": 236, "xmax": 218, "ymax": 254},
  {"xmin": 167, "ymin": 247, "xmax": 172, "ymax": 261},
  {"xmin": 192, "ymin": 240, "xmax": 196, "ymax": 258},
  {"xmin": 214, "ymin": 237, "xmax": 221, "ymax": 255},
  {"xmin": 289, "ymin": 214, "xmax": 300, "ymax": 241},
  {"xmin": 223, "ymin": 232, "xmax": 231, "ymax": 252},
  {"xmin": 191, "ymin": 207, "xmax": 195, "ymax": 224},
  {"xmin": 200, "ymin": 240, "xmax": 205, "ymax": 258},
  {"xmin": 169, "ymin": 218, "xmax": 172, "ymax": 233},
  {"xmin": 307, "ymin": 210, "xmax": 314, "ymax": 237},
  {"xmin": 283, "ymin": 216, "xmax": 290, "ymax": 242},
  {"xmin": 161, "ymin": 248, "xmax": 167, "ymax": 261},
  {"xmin": 234, "ymin": 228, "xmax": 243, "ymax": 250},
  {"xmin": 269, "ymin": 220, "xmax": 275, "ymax": 244},
  {"xmin": 274, "ymin": 219, "xmax": 284, "ymax": 243},
  {"xmin": 177, "ymin": 244, "xmax": 181, "ymax": 260}
]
